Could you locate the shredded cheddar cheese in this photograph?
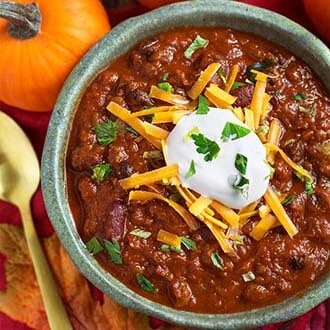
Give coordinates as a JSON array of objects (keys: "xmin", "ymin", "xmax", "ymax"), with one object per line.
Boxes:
[
  {"xmin": 232, "ymin": 107, "xmax": 245, "ymax": 122},
  {"xmin": 225, "ymin": 64, "xmax": 239, "ymax": 93},
  {"xmin": 250, "ymin": 213, "xmax": 280, "ymax": 241},
  {"xmin": 244, "ymin": 108, "xmax": 255, "ymax": 131},
  {"xmin": 152, "ymin": 110, "xmax": 191, "ymax": 124},
  {"xmin": 157, "ymin": 229, "xmax": 181, "ymax": 249},
  {"xmin": 149, "ymin": 85, "xmax": 190, "ymax": 105},
  {"xmin": 205, "ymin": 84, "xmax": 237, "ymax": 109},
  {"xmin": 143, "ymin": 122, "xmax": 169, "ymax": 140},
  {"xmin": 189, "ymin": 195, "xmax": 213, "ymax": 216},
  {"xmin": 211, "ymin": 200, "xmax": 239, "ymax": 227},
  {"xmin": 132, "ymin": 106, "xmax": 178, "ymax": 117}
]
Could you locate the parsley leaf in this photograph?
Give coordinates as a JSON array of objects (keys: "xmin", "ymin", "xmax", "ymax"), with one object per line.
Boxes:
[
  {"xmin": 91, "ymin": 163, "xmax": 111, "ymax": 183},
  {"xmin": 181, "ymin": 237, "xmax": 197, "ymax": 250},
  {"xmin": 221, "ymin": 122, "xmax": 251, "ymax": 142},
  {"xmin": 211, "ymin": 252, "xmax": 224, "ymax": 270},
  {"xmin": 185, "ymin": 160, "xmax": 196, "ymax": 178},
  {"xmin": 196, "ymin": 95, "xmax": 209, "ymax": 114},
  {"xmin": 130, "ymin": 229, "xmax": 152, "ymax": 239},
  {"xmin": 158, "ymin": 81, "xmax": 173, "ymax": 93},
  {"xmin": 136, "ymin": 274, "xmax": 157, "ymax": 293},
  {"xmin": 230, "ymin": 174, "xmax": 249, "ymax": 198},
  {"xmin": 94, "ymin": 120, "xmax": 117, "ymax": 146},
  {"xmin": 104, "ymin": 238, "xmax": 122, "ymax": 265},
  {"xmin": 191, "ymin": 133, "xmax": 220, "ymax": 161},
  {"xmin": 160, "ymin": 244, "xmax": 182, "ymax": 253},
  {"xmin": 293, "ymin": 92, "xmax": 307, "ymax": 102},
  {"xmin": 86, "ymin": 237, "xmax": 103, "ymax": 255},
  {"xmin": 282, "ymin": 194, "xmax": 296, "ymax": 206},
  {"xmin": 184, "ymin": 126, "xmax": 200, "ymax": 141},
  {"xmin": 231, "ymin": 81, "xmax": 246, "ymax": 91},
  {"xmin": 184, "ymin": 35, "xmax": 209, "ymax": 58},
  {"xmin": 298, "ymin": 104, "xmax": 316, "ymax": 116},
  {"xmin": 235, "ymin": 153, "xmax": 248, "ymax": 175}
]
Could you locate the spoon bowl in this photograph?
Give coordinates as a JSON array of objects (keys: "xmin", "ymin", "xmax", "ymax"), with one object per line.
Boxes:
[{"xmin": 0, "ymin": 111, "xmax": 72, "ymax": 330}]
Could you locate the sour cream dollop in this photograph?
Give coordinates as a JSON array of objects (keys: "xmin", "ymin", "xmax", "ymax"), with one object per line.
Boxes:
[{"xmin": 166, "ymin": 108, "xmax": 270, "ymax": 209}]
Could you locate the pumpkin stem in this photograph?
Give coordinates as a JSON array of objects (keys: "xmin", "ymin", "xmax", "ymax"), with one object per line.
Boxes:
[{"xmin": 0, "ymin": 1, "xmax": 41, "ymax": 39}]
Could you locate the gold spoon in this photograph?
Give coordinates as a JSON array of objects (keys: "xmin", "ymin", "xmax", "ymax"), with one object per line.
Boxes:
[{"xmin": 0, "ymin": 111, "xmax": 72, "ymax": 330}]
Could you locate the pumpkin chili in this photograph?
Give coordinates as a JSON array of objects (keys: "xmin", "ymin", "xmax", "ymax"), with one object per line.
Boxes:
[{"xmin": 66, "ymin": 27, "xmax": 330, "ymax": 313}]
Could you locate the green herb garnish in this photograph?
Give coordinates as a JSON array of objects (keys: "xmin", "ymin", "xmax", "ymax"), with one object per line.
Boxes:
[
  {"xmin": 242, "ymin": 271, "xmax": 256, "ymax": 282},
  {"xmin": 264, "ymin": 160, "xmax": 275, "ymax": 180},
  {"xmin": 136, "ymin": 274, "xmax": 157, "ymax": 293},
  {"xmin": 185, "ymin": 160, "xmax": 196, "ymax": 178},
  {"xmin": 162, "ymin": 72, "xmax": 169, "ymax": 81},
  {"xmin": 184, "ymin": 35, "xmax": 209, "ymax": 58},
  {"xmin": 184, "ymin": 126, "xmax": 200, "ymax": 141},
  {"xmin": 181, "ymin": 237, "xmax": 197, "ymax": 250},
  {"xmin": 231, "ymin": 81, "xmax": 246, "ymax": 91},
  {"xmin": 221, "ymin": 122, "xmax": 251, "ymax": 142},
  {"xmin": 143, "ymin": 150, "xmax": 164, "ymax": 160},
  {"xmin": 231, "ymin": 174, "xmax": 249, "ymax": 198},
  {"xmin": 211, "ymin": 252, "xmax": 224, "ymax": 270},
  {"xmin": 158, "ymin": 81, "xmax": 173, "ymax": 93},
  {"xmin": 217, "ymin": 68, "xmax": 227, "ymax": 84},
  {"xmin": 298, "ymin": 104, "xmax": 316, "ymax": 116},
  {"xmin": 94, "ymin": 120, "xmax": 117, "ymax": 145},
  {"xmin": 160, "ymin": 244, "xmax": 182, "ymax": 253},
  {"xmin": 293, "ymin": 92, "xmax": 307, "ymax": 102},
  {"xmin": 282, "ymin": 194, "xmax": 296, "ymax": 206},
  {"xmin": 196, "ymin": 95, "xmax": 209, "ymax": 114},
  {"xmin": 130, "ymin": 229, "xmax": 152, "ymax": 239},
  {"xmin": 245, "ymin": 59, "xmax": 276, "ymax": 83},
  {"xmin": 191, "ymin": 133, "xmax": 220, "ymax": 161},
  {"xmin": 305, "ymin": 182, "xmax": 314, "ymax": 195},
  {"xmin": 126, "ymin": 126, "xmax": 139, "ymax": 136},
  {"xmin": 235, "ymin": 153, "xmax": 248, "ymax": 175},
  {"xmin": 104, "ymin": 238, "xmax": 122, "ymax": 265},
  {"xmin": 91, "ymin": 163, "xmax": 111, "ymax": 183},
  {"xmin": 86, "ymin": 237, "xmax": 103, "ymax": 255}
]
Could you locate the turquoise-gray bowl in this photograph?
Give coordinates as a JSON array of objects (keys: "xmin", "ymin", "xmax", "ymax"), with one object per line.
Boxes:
[{"xmin": 41, "ymin": 1, "xmax": 330, "ymax": 328}]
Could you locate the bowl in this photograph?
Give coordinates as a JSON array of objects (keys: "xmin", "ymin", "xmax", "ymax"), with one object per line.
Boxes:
[{"xmin": 41, "ymin": 1, "xmax": 330, "ymax": 328}]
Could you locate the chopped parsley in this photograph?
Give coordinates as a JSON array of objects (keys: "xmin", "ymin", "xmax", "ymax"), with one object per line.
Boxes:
[
  {"xmin": 235, "ymin": 153, "xmax": 248, "ymax": 175},
  {"xmin": 184, "ymin": 126, "xmax": 200, "ymax": 141},
  {"xmin": 143, "ymin": 150, "xmax": 163, "ymax": 160},
  {"xmin": 231, "ymin": 81, "xmax": 246, "ymax": 91},
  {"xmin": 181, "ymin": 237, "xmax": 197, "ymax": 250},
  {"xmin": 86, "ymin": 237, "xmax": 103, "ymax": 255},
  {"xmin": 184, "ymin": 35, "xmax": 209, "ymax": 58},
  {"xmin": 231, "ymin": 174, "xmax": 249, "ymax": 199},
  {"xmin": 191, "ymin": 133, "xmax": 220, "ymax": 161},
  {"xmin": 282, "ymin": 194, "xmax": 296, "ymax": 206},
  {"xmin": 211, "ymin": 252, "xmax": 224, "ymax": 270},
  {"xmin": 126, "ymin": 126, "xmax": 139, "ymax": 136},
  {"xmin": 196, "ymin": 95, "xmax": 209, "ymax": 114},
  {"xmin": 160, "ymin": 244, "xmax": 182, "ymax": 253},
  {"xmin": 136, "ymin": 274, "xmax": 157, "ymax": 293},
  {"xmin": 242, "ymin": 271, "xmax": 256, "ymax": 282},
  {"xmin": 221, "ymin": 122, "xmax": 251, "ymax": 142},
  {"xmin": 91, "ymin": 163, "xmax": 111, "ymax": 183},
  {"xmin": 158, "ymin": 81, "xmax": 173, "ymax": 93},
  {"xmin": 298, "ymin": 104, "xmax": 316, "ymax": 116},
  {"xmin": 185, "ymin": 160, "xmax": 196, "ymax": 178},
  {"xmin": 104, "ymin": 238, "xmax": 122, "ymax": 265},
  {"xmin": 94, "ymin": 120, "xmax": 117, "ymax": 145},
  {"xmin": 293, "ymin": 92, "xmax": 307, "ymax": 102},
  {"xmin": 130, "ymin": 229, "xmax": 152, "ymax": 239}
]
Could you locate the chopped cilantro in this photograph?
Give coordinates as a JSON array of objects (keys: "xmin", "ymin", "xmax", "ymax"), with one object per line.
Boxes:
[
  {"xmin": 191, "ymin": 133, "xmax": 220, "ymax": 161},
  {"xmin": 293, "ymin": 92, "xmax": 307, "ymax": 102},
  {"xmin": 235, "ymin": 153, "xmax": 248, "ymax": 175},
  {"xmin": 104, "ymin": 238, "xmax": 122, "ymax": 265},
  {"xmin": 231, "ymin": 81, "xmax": 246, "ymax": 91},
  {"xmin": 86, "ymin": 237, "xmax": 103, "ymax": 255},
  {"xmin": 126, "ymin": 126, "xmax": 139, "ymax": 136},
  {"xmin": 185, "ymin": 160, "xmax": 196, "ymax": 178},
  {"xmin": 298, "ymin": 104, "xmax": 316, "ymax": 116},
  {"xmin": 91, "ymin": 163, "xmax": 111, "ymax": 183},
  {"xmin": 305, "ymin": 181, "xmax": 314, "ymax": 195},
  {"xmin": 196, "ymin": 95, "xmax": 209, "ymax": 114},
  {"xmin": 94, "ymin": 120, "xmax": 117, "ymax": 146},
  {"xmin": 211, "ymin": 252, "xmax": 224, "ymax": 270},
  {"xmin": 181, "ymin": 237, "xmax": 197, "ymax": 250},
  {"xmin": 130, "ymin": 229, "xmax": 152, "ymax": 239},
  {"xmin": 221, "ymin": 121, "xmax": 251, "ymax": 142},
  {"xmin": 231, "ymin": 174, "xmax": 249, "ymax": 199},
  {"xmin": 158, "ymin": 81, "xmax": 173, "ymax": 93},
  {"xmin": 282, "ymin": 194, "xmax": 296, "ymax": 206},
  {"xmin": 184, "ymin": 35, "xmax": 209, "ymax": 58},
  {"xmin": 160, "ymin": 244, "xmax": 182, "ymax": 253},
  {"xmin": 184, "ymin": 126, "xmax": 200, "ymax": 141},
  {"xmin": 242, "ymin": 271, "xmax": 256, "ymax": 282},
  {"xmin": 136, "ymin": 274, "xmax": 157, "ymax": 293}
]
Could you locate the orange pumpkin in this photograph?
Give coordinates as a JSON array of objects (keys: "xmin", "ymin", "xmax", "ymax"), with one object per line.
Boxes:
[{"xmin": 0, "ymin": 0, "xmax": 110, "ymax": 112}]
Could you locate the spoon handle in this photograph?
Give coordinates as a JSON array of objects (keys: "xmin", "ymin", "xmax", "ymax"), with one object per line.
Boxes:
[{"xmin": 19, "ymin": 201, "xmax": 72, "ymax": 330}]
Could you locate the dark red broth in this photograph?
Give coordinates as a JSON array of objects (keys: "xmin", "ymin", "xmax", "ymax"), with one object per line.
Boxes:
[{"xmin": 66, "ymin": 27, "xmax": 330, "ymax": 313}]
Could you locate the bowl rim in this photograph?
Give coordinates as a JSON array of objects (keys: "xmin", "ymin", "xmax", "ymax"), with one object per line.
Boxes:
[{"xmin": 41, "ymin": 1, "xmax": 330, "ymax": 329}]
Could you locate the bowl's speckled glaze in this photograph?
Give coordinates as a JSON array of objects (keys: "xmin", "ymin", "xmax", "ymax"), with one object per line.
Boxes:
[{"xmin": 41, "ymin": 1, "xmax": 330, "ymax": 329}]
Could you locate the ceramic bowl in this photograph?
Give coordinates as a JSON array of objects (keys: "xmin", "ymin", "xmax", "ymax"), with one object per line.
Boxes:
[{"xmin": 41, "ymin": 1, "xmax": 330, "ymax": 328}]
